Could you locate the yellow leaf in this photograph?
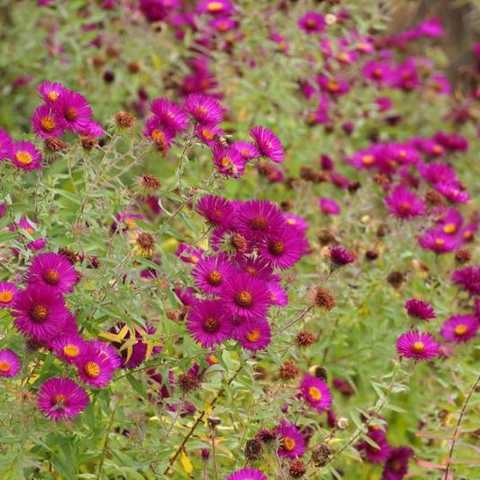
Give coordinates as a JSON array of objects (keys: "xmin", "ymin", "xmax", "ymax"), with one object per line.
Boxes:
[
  {"xmin": 99, "ymin": 324, "xmax": 129, "ymax": 343},
  {"xmin": 180, "ymin": 449, "xmax": 193, "ymax": 475}
]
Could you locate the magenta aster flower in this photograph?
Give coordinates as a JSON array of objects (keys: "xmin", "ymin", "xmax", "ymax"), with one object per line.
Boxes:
[
  {"xmin": 237, "ymin": 256, "xmax": 275, "ymax": 281},
  {"xmin": 196, "ymin": 195, "xmax": 235, "ymax": 229},
  {"xmin": 195, "ymin": 124, "xmax": 223, "ymax": 146},
  {"xmin": 396, "ymin": 330, "xmax": 440, "ymax": 360},
  {"xmin": 298, "ymin": 11, "xmax": 326, "ymax": 34},
  {"xmin": 382, "ymin": 446, "xmax": 413, "ymax": 480},
  {"xmin": 27, "ymin": 252, "xmax": 78, "ymax": 294},
  {"xmin": 235, "ymin": 318, "xmax": 271, "ymax": 351},
  {"xmin": 330, "ymin": 245, "xmax": 356, "ymax": 266},
  {"xmin": 185, "ymin": 94, "xmax": 223, "ymax": 125},
  {"xmin": 436, "ymin": 208, "xmax": 463, "ymax": 236},
  {"xmin": 151, "ymin": 97, "xmax": 189, "ymax": 133},
  {"xmin": 0, "ymin": 282, "xmax": 18, "ymax": 309},
  {"xmin": 10, "ymin": 141, "xmax": 43, "ymax": 171},
  {"xmin": 226, "ymin": 468, "xmax": 267, "ymax": 480},
  {"xmin": 0, "ymin": 349, "xmax": 21, "ymax": 378},
  {"xmin": 317, "ymin": 75, "xmax": 350, "ymax": 96},
  {"xmin": 51, "ymin": 335, "xmax": 87, "ymax": 364},
  {"xmin": 404, "ymin": 299, "xmax": 435, "ymax": 320},
  {"xmin": 300, "ymin": 374, "xmax": 332, "ymax": 413},
  {"xmin": 276, "ymin": 420, "xmax": 305, "ymax": 458},
  {"xmin": 192, "ymin": 255, "xmax": 235, "ymax": 294},
  {"xmin": 37, "ymin": 377, "xmax": 89, "ymax": 421},
  {"xmin": 267, "ymin": 281, "xmax": 288, "ymax": 307},
  {"xmin": 357, "ymin": 427, "xmax": 391, "ymax": 464},
  {"xmin": 187, "ymin": 300, "xmax": 232, "ymax": 348},
  {"xmin": 385, "ymin": 185, "xmax": 425, "ymax": 219},
  {"xmin": 212, "ymin": 143, "xmax": 246, "ymax": 178},
  {"xmin": 235, "ymin": 200, "xmax": 286, "ymax": 242},
  {"xmin": 32, "ymin": 104, "xmax": 65, "ymax": 139},
  {"xmin": 435, "ymin": 182, "xmax": 470, "ymax": 204},
  {"xmin": 176, "ymin": 243, "xmax": 204, "ymax": 264},
  {"xmin": 259, "ymin": 225, "xmax": 308, "ymax": 270},
  {"xmin": 90, "ymin": 340, "xmax": 122, "ymax": 370},
  {"xmin": 13, "ymin": 286, "xmax": 69, "ymax": 343},
  {"xmin": 452, "ymin": 266, "xmax": 480, "ymax": 295},
  {"xmin": 55, "ymin": 90, "xmax": 93, "ymax": 133},
  {"xmin": 319, "ymin": 197, "xmax": 341, "ymax": 215},
  {"xmin": 418, "ymin": 229, "xmax": 460, "ymax": 254},
  {"xmin": 250, "ymin": 126, "xmax": 284, "ymax": 164},
  {"xmin": 362, "ymin": 60, "xmax": 394, "ymax": 85},
  {"xmin": 143, "ymin": 116, "xmax": 175, "ymax": 152},
  {"xmin": 441, "ymin": 315, "xmax": 479, "ymax": 343},
  {"xmin": 220, "ymin": 273, "xmax": 271, "ymax": 320},
  {"xmin": 76, "ymin": 342, "xmax": 118, "ymax": 388},
  {"xmin": 196, "ymin": 0, "xmax": 234, "ymax": 16},
  {"xmin": 37, "ymin": 81, "xmax": 67, "ymax": 104},
  {"xmin": 75, "ymin": 120, "xmax": 104, "ymax": 139},
  {"xmin": 0, "ymin": 129, "xmax": 12, "ymax": 160},
  {"xmin": 283, "ymin": 213, "xmax": 308, "ymax": 233},
  {"xmin": 231, "ymin": 141, "xmax": 260, "ymax": 161}
]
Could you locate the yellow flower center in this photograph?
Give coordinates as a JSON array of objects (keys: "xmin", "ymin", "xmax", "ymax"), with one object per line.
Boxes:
[
  {"xmin": 0, "ymin": 290, "xmax": 13, "ymax": 303},
  {"xmin": 0, "ymin": 361, "xmax": 11, "ymax": 373},
  {"xmin": 327, "ymin": 80, "xmax": 340, "ymax": 92},
  {"xmin": 85, "ymin": 361, "xmax": 101, "ymax": 378},
  {"xmin": 47, "ymin": 91, "xmax": 59, "ymax": 101},
  {"xmin": 443, "ymin": 223, "xmax": 456, "ymax": 234},
  {"xmin": 412, "ymin": 341, "xmax": 425, "ymax": 353},
  {"xmin": 434, "ymin": 238, "xmax": 445, "ymax": 247},
  {"xmin": 207, "ymin": 270, "xmax": 222, "ymax": 286},
  {"xmin": 268, "ymin": 240, "xmax": 285, "ymax": 255},
  {"xmin": 63, "ymin": 344, "xmax": 80, "ymax": 358},
  {"xmin": 454, "ymin": 324, "xmax": 468, "ymax": 336},
  {"xmin": 246, "ymin": 328, "xmax": 261, "ymax": 342},
  {"xmin": 283, "ymin": 436, "xmax": 296, "ymax": 451},
  {"xmin": 432, "ymin": 144, "xmax": 443, "ymax": 155},
  {"xmin": 40, "ymin": 116, "xmax": 56, "ymax": 132},
  {"xmin": 15, "ymin": 151, "xmax": 33, "ymax": 165},
  {"xmin": 207, "ymin": 1, "xmax": 223, "ymax": 12},
  {"xmin": 202, "ymin": 128, "xmax": 215, "ymax": 140},
  {"xmin": 151, "ymin": 129, "xmax": 166, "ymax": 146},
  {"xmin": 362, "ymin": 154, "xmax": 374, "ymax": 165},
  {"xmin": 235, "ymin": 290, "xmax": 253, "ymax": 308},
  {"xmin": 308, "ymin": 386, "xmax": 322, "ymax": 401}
]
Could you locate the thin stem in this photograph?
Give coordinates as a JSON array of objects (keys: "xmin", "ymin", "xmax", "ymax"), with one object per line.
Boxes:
[
  {"xmin": 96, "ymin": 406, "xmax": 116, "ymax": 479},
  {"xmin": 282, "ymin": 305, "xmax": 314, "ymax": 331},
  {"xmin": 443, "ymin": 373, "xmax": 480, "ymax": 480}
]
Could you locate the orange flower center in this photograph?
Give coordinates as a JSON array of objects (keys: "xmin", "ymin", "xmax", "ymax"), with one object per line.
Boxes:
[
  {"xmin": 268, "ymin": 240, "xmax": 285, "ymax": 255},
  {"xmin": 54, "ymin": 394, "xmax": 66, "ymax": 404},
  {"xmin": 361, "ymin": 154, "xmax": 375, "ymax": 165},
  {"xmin": 246, "ymin": 328, "xmax": 261, "ymax": 342},
  {"xmin": 412, "ymin": 341, "xmax": 425, "ymax": 353},
  {"xmin": 0, "ymin": 361, "xmax": 11, "ymax": 373},
  {"xmin": 43, "ymin": 269, "xmax": 60, "ymax": 285},
  {"xmin": 454, "ymin": 324, "xmax": 468, "ymax": 336},
  {"xmin": 434, "ymin": 238, "xmax": 445, "ymax": 247},
  {"xmin": 40, "ymin": 116, "xmax": 56, "ymax": 132},
  {"xmin": 327, "ymin": 80, "xmax": 340, "ymax": 92},
  {"xmin": 65, "ymin": 107, "xmax": 78, "ymax": 121},
  {"xmin": 308, "ymin": 386, "xmax": 322, "ymax": 401},
  {"xmin": 398, "ymin": 201, "xmax": 411, "ymax": 214},
  {"xmin": 0, "ymin": 290, "xmax": 13, "ymax": 303},
  {"xmin": 15, "ymin": 151, "xmax": 33, "ymax": 165},
  {"xmin": 250, "ymin": 216, "xmax": 268, "ymax": 231},
  {"xmin": 235, "ymin": 290, "xmax": 253, "ymax": 308},
  {"xmin": 31, "ymin": 304, "xmax": 48, "ymax": 322},
  {"xmin": 432, "ymin": 144, "xmax": 443, "ymax": 155},
  {"xmin": 85, "ymin": 361, "xmax": 101, "ymax": 378},
  {"xmin": 202, "ymin": 128, "xmax": 215, "ymax": 140},
  {"xmin": 207, "ymin": 270, "xmax": 223, "ymax": 286},
  {"xmin": 47, "ymin": 91, "xmax": 59, "ymax": 101},
  {"xmin": 283, "ymin": 436, "xmax": 296, "ymax": 451},
  {"xmin": 63, "ymin": 344, "xmax": 80, "ymax": 358},
  {"xmin": 443, "ymin": 223, "xmax": 456, "ymax": 234},
  {"xmin": 204, "ymin": 316, "xmax": 220, "ymax": 333},
  {"xmin": 207, "ymin": 1, "xmax": 223, "ymax": 12}
]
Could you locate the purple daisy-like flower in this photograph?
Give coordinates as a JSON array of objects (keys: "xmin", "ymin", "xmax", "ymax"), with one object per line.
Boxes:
[
  {"xmin": 235, "ymin": 200, "xmax": 286, "ymax": 243},
  {"xmin": 76, "ymin": 342, "xmax": 118, "ymax": 388},
  {"xmin": 330, "ymin": 245, "xmax": 356, "ymax": 266},
  {"xmin": 0, "ymin": 282, "xmax": 18, "ymax": 309},
  {"xmin": 37, "ymin": 377, "xmax": 89, "ymax": 421},
  {"xmin": 0, "ymin": 129, "xmax": 13, "ymax": 160},
  {"xmin": 298, "ymin": 11, "xmax": 326, "ymax": 34},
  {"xmin": 382, "ymin": 446, "xmax": 414, "ymax": 480},
  {"xmin": 435, "ymin": 182, "xmax": 470, "ymax": 204},
  {"xmin": 250, "ymin": 126, "xmax": 284, "ymax": 164},
  {"xmin": 212, "ymin": 143, "xmax": 246, "ymax": 178},
  {"xmin": 37, "ymin": 81, "xmax": 67, "ymax": 104},
  {"xmin": 276, "ymin": 420, "xmax": 305, "ymax": 458},
  {"xmin": 300, "ymin": 374, "xmax": 332, "ymax": 413},
  {"xmin": 185, "ymin": 94, "xmax": 223, "ymax": 125},
  {"xmin": 436, "ymin": 208, "xmax": 463, "ymax": 235},
  {"xmin": 357, "ymin": 427, "xmax": 391, "ymax": 464},
  {"xmin": 267, "ymin": 281, "xmax": 288, "ymax": 307},
  {"xmin": 27, "ymin": 252, "xmax": 78, "ymax": 294},
  {"xmin": 237, "ymin": 256, "xmax": 275, "ymax": 282},
  {"xmin": 187, "ymin": 300, "xmax": 232, "ymax": 348},
  {"xmin": 235, "ymin": 317, "xmax": 271, "ymax": 351},
  {"xmin": 75, "ymin": 120, "xmax": 104, "ymax": 139},
  {"xmin": 13, "ymin": 286, "xmax": 69, "ymax": 343},
  {"xmin": 151, "ymin": 97, "xmax": 189, "ymax": 133},
  {"xmin": 50, "ymin": 335, "xmax": 87, "ymax": 364},
  {"xmin": 441, "ymin": 315, "xmax": 479, "ymax": 343},
  {"xmin": 0, "ymin": 349, "xmax": 21, "ymax": 378},
  {"xmin": 196, "ymin": 195, "xmax": 235, "ymax": 229},
  {"xmin": 452, "ymin": 266, "xmax": 480, "ymax": 295},
  {"xmin": 176, "ymin": 242, "xmax": 204, "ymax": 264},
  {"xmin": 396, "ymin": 330, "xmax": 440, "ymax": 360},
  {"xmin": 192, "ymin": 255, "xmax": 235, "ymax": 294},
  {"xmin": 54, "ymin": 90, "xmax": 93, "ymax": 133},
  {"xmin": 404, "ymin": 299, "xmax": 436, "ymax": 320},
  {"xmin": 32, "ymin": 104, "xmax": 66, "ymax": 139},
  {"xmin": 259, "ymin": 225, "xmax": 308, "ymax": 270},
  {"xmin": 319, "ymin": 197, "xmax": 341, "ymax": 215},
  {"xmin": 196, "ymin": 0, "xmax": 234, "ymax": 16},
  {"xmin": 283, "ymin": 213, "xmax": 308, "ymax": 233},
  {"xmin": 90, "ymin": 340, "xmax": 122, "ymax": 370},
  {"xmin": 10, "ymin": 141, "xmax": 43, "ymax": 171},
  {"xmin": 143, "ymin": 116, "xmax": 175, "ymax": 152},
  {"xmin": 220, "ymin": 272, "xmax": 271, "ymax": 320},
  {"xmin": 231, "ymin": 141, "xmax": 260, "ymax": 161},
  {"xmin": 226, "ymin": 467, "xmax": 267, "ymax": 480},
  {"xmin": 195, "ymin": 124, "xmax": 223, "ymax": 146},
  {"xmin": 418, "ymin": 229, "xmax": 460, "ymax": 254},
  {"xmin": 385, "ymin": 185, "xmax": 425, "ymax": 219}
]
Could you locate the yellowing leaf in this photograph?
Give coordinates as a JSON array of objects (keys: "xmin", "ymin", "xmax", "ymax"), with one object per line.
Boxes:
[{"xmin": 180, "ymin": 449, "xmax": 193, "ymax": 475}]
